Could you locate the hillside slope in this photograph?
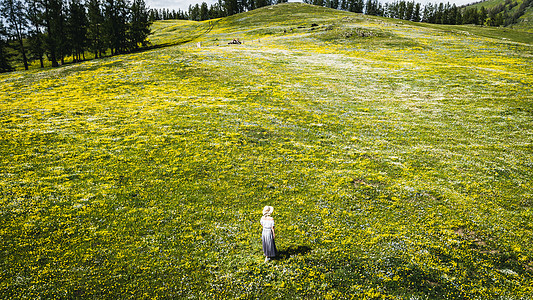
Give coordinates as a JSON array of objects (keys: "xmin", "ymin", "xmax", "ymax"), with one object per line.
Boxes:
[
  {"xmin": 149, "ymin": 3, "xmax": 533, "ymax": 45},
  {"xmin": 468, "ymin": 0, "xmax": 533, "ymax": 31},
  {"xmin": 512, "ymin": 5, "xmax": 533, "ymax": 31},
  {"xmin": 1, "ymin": 3, "xmax": 532, "ymax": 299}
]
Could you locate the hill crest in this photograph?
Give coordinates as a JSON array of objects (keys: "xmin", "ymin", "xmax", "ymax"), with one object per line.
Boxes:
[{"xmin": 149, "ymin": 2, "xmax": 533, "ymax": 47}]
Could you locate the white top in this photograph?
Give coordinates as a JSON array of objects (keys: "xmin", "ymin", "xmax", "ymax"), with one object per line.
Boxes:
[{"xmin": 261, "ymin": 219, "xmax": 274, "ymax": 230}]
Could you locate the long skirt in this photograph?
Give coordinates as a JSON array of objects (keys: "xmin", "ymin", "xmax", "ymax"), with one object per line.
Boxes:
[{"xmin": 262, "ymin": 229, "xmax": 277, "ymax": 257}]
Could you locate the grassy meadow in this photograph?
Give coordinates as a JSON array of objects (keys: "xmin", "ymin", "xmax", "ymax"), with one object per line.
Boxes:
[{"xmin": 1, "ymin": 3, "xmax": 533, "ymax": 299}]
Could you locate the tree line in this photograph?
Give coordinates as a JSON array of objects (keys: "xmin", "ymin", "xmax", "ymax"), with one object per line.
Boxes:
[
  {"xmin": 0, "ymin": 0, "xmax": 151, "ymax": 72},
  {"xmin": 308, "ymin": 0, "xmax": 532, "ymax": 26},
  {"xmin": 148, "ymin": 0, "xmax": 289, "ymax": 22},
  {"xmin": 151, "ymin": 0, "xmax": 532, "ymax": 27}
]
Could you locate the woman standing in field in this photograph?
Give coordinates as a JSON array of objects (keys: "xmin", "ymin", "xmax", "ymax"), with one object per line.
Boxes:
[{"xmin": 261, "ymin": 206, "xmax": 277, "ymax": 262}]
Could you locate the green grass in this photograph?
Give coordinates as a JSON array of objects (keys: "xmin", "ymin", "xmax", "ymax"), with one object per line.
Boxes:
[
  {"xmin": 467, "ymin": 0, "xmax": 533, "ymax": 32},
  {"xmin": 468, "ymin": 0, "xmax": 519, "ymax": 10},
  {"xmin": 1, "ymin": 3, "xmax": 532, "ymax": 299},
  {"xmin": 421, "ymin": 22, "xmax": 533, "ymax": 44},
  {"xmin": 511, "ymin": 5, "xmax": 533, "ymax": 31}
]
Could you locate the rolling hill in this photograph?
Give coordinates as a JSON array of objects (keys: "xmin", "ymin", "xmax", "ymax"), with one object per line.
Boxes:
[
  {"xmin": 467, "ymin": 0, "xmax": 533, "ymax": 31},
  {"xmin": 1, "ymin": 3, "xmax": 532, "ymax": 299},
  {"xmin": 513, "ymin": 5, "xmax": 533, "ymax": 30}
]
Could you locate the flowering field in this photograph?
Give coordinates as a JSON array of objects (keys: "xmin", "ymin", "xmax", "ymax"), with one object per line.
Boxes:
[{"xmin": 1, "ymin": 3, "xmax": 532, "ymax": 299}]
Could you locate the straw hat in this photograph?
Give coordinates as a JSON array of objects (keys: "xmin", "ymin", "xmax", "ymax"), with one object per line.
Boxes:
[{"xmin": 262, "ymin": 206, "xmax": 274, "ymax": 216}]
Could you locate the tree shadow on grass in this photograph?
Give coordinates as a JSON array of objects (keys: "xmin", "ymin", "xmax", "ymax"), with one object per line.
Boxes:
[{"xmin": 275, "ymin": 245, "xmax": 311, "ymax": 260}]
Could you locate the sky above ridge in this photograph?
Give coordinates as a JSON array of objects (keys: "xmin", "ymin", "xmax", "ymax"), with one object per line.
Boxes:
[{"xmin": 145, "ymin": 0, "xmax": 477, "ymax": 14}]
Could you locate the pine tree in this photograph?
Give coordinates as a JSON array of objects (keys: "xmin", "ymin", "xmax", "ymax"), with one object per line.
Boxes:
[
  {"xmin": 365, "ymin": 0, "xmax": 380, "ymax": 15},
  {"xmin": 26, "ymin": 0, "xmax": 45, "ymax": 68},
  {"xmin": 42, "ymin": 0, "xmax": 66, "ymax": 66},
  {"xmin": 254, "ymin": 0, "xmax": 269, "ymax": 9},
  {"xmin": 413, "ymin": 3, "xmax": 420, "ymax": 22},
  {"xmin": 398, "ymin": 0, "xmax": 406, "ymax": 19},
  {"xmin": 104, "ymin": 0, "xmax": 129, "ymax": 55},
  {"xmin": 200, "ymin": 2, "xmax": 209, "ymax": 20},
  {"xmin": 129, "ymin": 0, "xmax": 150, "ymax": 49},
  {"xmin": 386, "ymin": 1, "xmax": 396, "ymax": 18},
  {"xmin": 208, "ymin": 3, "xmax": 224, "ymax": 19},
  {"xmin": 148, "ymin": 8, "xmax": 157, "ymax": 21},
  {"xmin": 67, "ymin": 0, "xmax": 88, "ymax": 62},
  {"xmin": 405, "ymin": 1, "xmax": 414, "ymax": 21},
  {"xmin": 223, "ymin": 0, "xmax": 239, "ymax": 15},
  {"xmin": 462, "ymin": 7, "xmax": 479, "ymax": 25},
  {"xmin": 87, "ymin": 0, "xmax": 105, "ymax": 58},
  {"xmin": 364, "ymin": 0, "xmax": 372, "ymax": 14},
  {"xmin": 339, "ymin": 0, "xmax": 347, "ymax": 10},
  {"xmin": 1, "ymin": 0, "xmax": 29, "ymax": 70},
  {"xmin": 422, "ymin": 3, "xmax": 435, "ymax": 23},
  {"xmin": 479, "ymin": 6, "xmax": 488, "ymax": 25},
  {"xmin": 435, "ymin": 3, "xmax": 444, "ymax": 24},
  {"xmin": 448, "ymin": 4, "xmax": 459, "ymax": 25},
  {"xmin": 0, "ymin": 23, "xmax": 14, "ymax": 72},
  {"xmin": 189, "ymin": 3, "xmax": 199, "ymax": 20},
  {"xmin": 354, "ymin": 0, "xmax": 363, "ymax": 13}
]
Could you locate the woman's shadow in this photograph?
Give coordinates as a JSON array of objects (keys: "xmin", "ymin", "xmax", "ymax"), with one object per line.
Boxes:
[{"xmin": 276, "ymin": 245, "xmax": 311, "ymax": 260}]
